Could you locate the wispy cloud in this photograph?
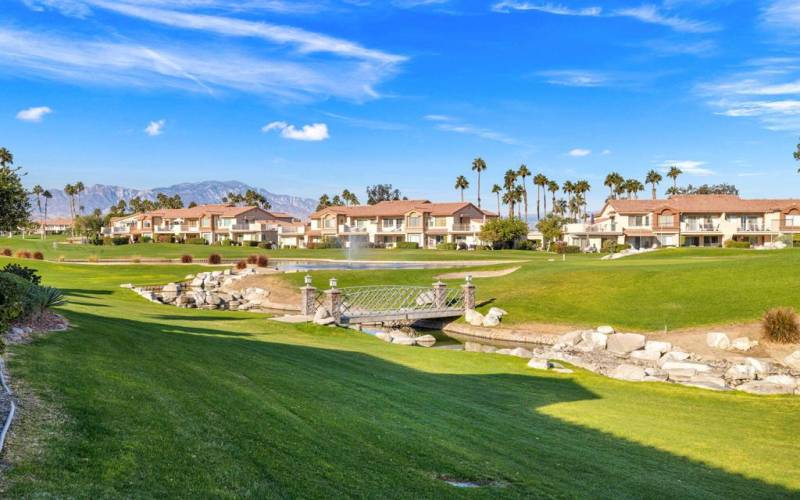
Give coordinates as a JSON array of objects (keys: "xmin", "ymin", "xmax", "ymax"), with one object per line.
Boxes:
[
  {"xmin": 422, "ymin": 114, "xmax": 518, "ymax": 144},
  {"xmin": 16, "ymin": 106, "xmax": 53, "ymax": 122},
  {"xmin": 422, "ymin": 114, "xmax": 454, "ymax": 121},
  {"xmin": 492, "ymin": 2, "xmax": 718, "ymax": 33},
  {"xmin": 23, "ymin": 0, "xmax": 326, "ymax": 17},
  {"xmin": 567, "ymin": 148, "xmax": 591, "ymax": 157},
  {"xmin": 145, "ymin": 119, "xmax": 166, "ymax": 136},
  {"xmin": 322, "ymin": 112, "xmax": 407, "ymax": 130},
  {"xmin": 762, "ymin": 0, "xmax": 800, "ymax": 31},
  {"xmin": 538, "ymin": 70, "xmax": 610, "ymax": 87},
  {"xmin": 262, "ymin": 121, "xmax": 330, "ymax": 141},
  {"xmin": 659, "ymin": 160, "xmax": 714, "ymax": 176}
]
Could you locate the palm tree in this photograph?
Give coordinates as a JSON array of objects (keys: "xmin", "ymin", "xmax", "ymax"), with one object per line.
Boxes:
[
  {"xmin": 518, "ymin": 164, "xmax": 531, "ymax": 222},
  {"xmin": 75, "ymin": 181, "xmax": 85, "ymax": 215},
  {"xmin": 667, "ymin": 166, "xmax": 682, "ymax": 191},
  {"xmin": 645, "ymin": 169, "xmax": 663, "ymax": 200},
  {"xmin": 42, "ymin": 190, "xmax": 52, "ymax": 239},
  {"xmin": 555, "ymin": 198, "xmax": 567, "ymax": 216},
  {"xmin": 502, "ymin": 190, "xmax": 516, "ymax": 219},
  {"xmin": 532, "ymin": 172, "xmax": 547, "ymax": 221},
  {"xmin": 341, "ymin": 189, "xmax": 353, "ymax": 206},
  {"xmin": 574, "ymin": 180, "xmax": 590, "ymax": 218},
  {"xmin": 604, "ymin": 172, "xmax": 621, "ymax": 199},
  {"xmin": 31, "ymin": 185, "xmax": 44, "ymax": 237},
  {"xmin": 64, "ymin": 184, "xmax": 76, "ymax": 234},
  {"xmin": 0, "ymin": 147, "xmax": 13, "ymax": 167},
  {"xmin": 491, "ymin": 184, "xmax": 502, "ymax": 215},
  {"xmin": 454, "ymin": 175, "xmax": 470, "ymax": 202},
  {"xmin": 547, "ymin": 180, "xmax": 559, "ymax": 216},
  {"xmin": 514, "ymin": 185, "xmax": 525, "ymax": 220},
  {"xmin": 794, "ymin": 138, "xmax": 799, "ymax": 169},
  {"xmin": 562, "ymin": 181, "xmax": 575, "ymax": 219},
  {"xmin": 471, "ymin": 157, "xmax": 487, "ymax": 208},
  {"xmin": 625, "ymin": 179, "xmax": 644, "ymax": 199},
  {"xmin": 503, "ymin": 169, "xmax": 517, "ymax": 191}
]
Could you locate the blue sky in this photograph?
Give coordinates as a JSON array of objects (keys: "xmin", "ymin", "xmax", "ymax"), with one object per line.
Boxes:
[{"xmin": 2, "ymin": 0, "xmax": 800, "ymax": 210}]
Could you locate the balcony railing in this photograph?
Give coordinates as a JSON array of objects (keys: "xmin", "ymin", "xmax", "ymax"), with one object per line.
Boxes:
[
  {"xmin": 451, "ymin": 224, "xmax": 478, "ymax": 232},
  {"xmin": 155, "ymin": 225, "xmax": 199, "ymax": 233},
  {"xmin": 736, "ymin": 223, "xmax": 770, "ymax": 232},
  {"xmin": 340, "ymin": 225, "xmax": 369, "ymax": 234},
  {"xmin": 378, "ymin": 226, "xmax": 404, "ymax": 233},
  {"xmin": 652, "ymin": 223, "xmax": 679, "ymax": 230},
  {"xmin": 585, "ymin": 223, "xmax": 619, "ymax": 233},
  {"xmin": 684, "ymin": 223, "xmax": 719, "ymax": 232}
]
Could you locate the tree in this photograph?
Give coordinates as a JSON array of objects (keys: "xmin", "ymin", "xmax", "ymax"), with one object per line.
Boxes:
[
  {"xmin": 478, "ymin": 217, "xmax": 528, "ymax": 249},
  {"xmin": 514, "ymin": 185, "xmax": 525, "ymax": 220},
  {"xmin": 675, "ymin": 184, "xmax": 739, "ymax": 195},
  {"xmin": 626, "ymin": 179, "xmax": 644, "ymax": 199},
  {"xmin": 454, "ymin": 175, "xmax": 469, "ymax": 202},
  {"xmin": 331, "ymin": 194, "xmax": 344, "ymax": 206},
  {"xmin": 501, "ymin": 190, "xmax": 516, "ymax": 219},
  {"xmin": 555, "ymin": 198, "xmax": 567, "ymax": 216},
  {"xmin": 547, "ymin": 180, "xmax": 559, "ymax": 215},
  {"xmin": 667, "ymin": 166, "xmax": 682, "ymax": 190},
  {"xmin": 32, "ymin": 184, "xmax": 44, "ymax": 235},
  {"xmin": 316, "ymin": 194, "xmax": 331, "ymax": 211},
  {"xmin": 341, "ymin": 189, "xmax": 360, "ymax": 206},
  {"xmin": 491, "ymin": 184, "xmax": 502, "ymax": 215},
  {"xmin": 645, "ymin": 169, "xmax": 663, "ymax": 200},
  {"xmin": 574, "ymin": 180, "xmax": 590, "ymax": 218},
  {"xmin": 533, "ymin": 172, "xmax": 547, "ymax": 221},
  {"xmin": 108, "ymin": 199, "xmax": 127, "ymax": 217},
  {"xmin": 64, "ymin": 184, "xmax": 75, "ymax": 231},
  {"xmin": 562, "ymin": 180, "xmax": 575, "ymax": 220},
  {"xmin": 0, "ymin": 148, "xmax": 30, "ymax": 234},
  {"xmin": 156, "ymin": 193, "xmax": 183, "ymax": 209},
  {"xmin": 536, "ymin": 214, "xmax": 564, "ymax": 251},
  {"xmin": 795, "ymin": 138, "xmax": 800, "ymax": 169},
  {"xmin": 42, "ymin": 189, "xmax": 52, "ymax": 239},
  {"xmin": 518, "ymin": 165, "xmax": 531, "ymax": 221},
  {"xmin": 366, "ymin": 184, "xmax": 402, "ymax": 205},
  {"xmin": 604, "ymin": 172, "xmax": 622, "ymax": 200},
  {"xmin": 471, "ymin": 157, "xmax": 487, "ymax": 208},
  {"xmin": 243, "ymin": 189, "xmax": 270, "ymax": 209},
  {"xmin": 74, "ymin": 181, "xmax": 85, "ymax": 215},
  {"xmin": 74, "ymin": 209, "xmax": 106, "ymax": 237}
]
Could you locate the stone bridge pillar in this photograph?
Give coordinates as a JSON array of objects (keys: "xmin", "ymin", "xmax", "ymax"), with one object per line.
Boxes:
[
  {"xmin": 461, "ymin": 275, "xmax": 476, "ymax": 311},
  {"xmin": 300, "ymin": 275, "xmax": 317, "ymax": 317},
  {"xmin": 326, "ymin": 278, "xmax": 342, "ymax": 324},
  {"xmin": 433, "ymin": 281, "xmax": 447, "ymax": 309}
]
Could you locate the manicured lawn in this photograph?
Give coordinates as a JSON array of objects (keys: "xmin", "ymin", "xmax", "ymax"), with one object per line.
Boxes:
[
  {"xmin": 1, "ymin": 258, "xmax": 799, "ymax": 497},
  {"xmin": 0, "ymin": 235, "xmax": 532, "ymax": 262},
  {"xmin": 281, "ymin": 248, "xmax": 800, "ymax": 331}
]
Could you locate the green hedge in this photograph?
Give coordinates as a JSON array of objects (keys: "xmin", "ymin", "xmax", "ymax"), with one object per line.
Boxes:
[
  {"xmin": 724, "ymin": 240, "xmax": 751, "ymax": 248},
  {"xmin": 0, "ymin": 272, "xmax": 33, "ymax": 330},
  {"xmin": 436, "ymin": 242, "xmax": 457, "ymax": 250},
  {"xmin": 186, "ymin": 238, "xmax": 207, "ymax": 245},
  {"xmin": 396, "ymin": 242, "xmax": 419, "ymax": 249}
]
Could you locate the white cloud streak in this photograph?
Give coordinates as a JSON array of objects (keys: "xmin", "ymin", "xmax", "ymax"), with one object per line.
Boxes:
[
  {"xmin": 145, "ymin": 119, "xmax": 165, "ymax": 136},
  {"xmin": 262, "ymin": 121, "xmax": 330, "ymax": 141},
  {"xmin": 659, "ymin": 160, "xmax": 714, "ymax": 176},
  {"xmin": 16, "ymin": 106, "xmax": 53, "ymax": 122},
  {"xmin": 568, "ymin": 148, "xmax": 591, "ymax": 157},
  {"xmin": 432, "ymin": 120, "xmax": 519, "ymax": 145}
]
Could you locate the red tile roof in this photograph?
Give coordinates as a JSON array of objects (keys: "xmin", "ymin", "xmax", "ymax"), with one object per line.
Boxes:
[
  {"xmin": 310, "ymin": 200, "xmax": 497, "ymax": 218},
  {"xmin": 604, "ymin": 195, "xmax": 800, "ymax": 215}
]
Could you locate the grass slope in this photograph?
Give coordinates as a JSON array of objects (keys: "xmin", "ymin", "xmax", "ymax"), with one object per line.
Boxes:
[{"xmin": 1, "ymin": 258, "xmax": 799, "ymax": 497}]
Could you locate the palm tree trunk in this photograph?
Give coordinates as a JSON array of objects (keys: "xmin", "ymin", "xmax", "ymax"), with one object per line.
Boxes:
[
  {"xmin": 460, "ymin": 189, "xmax": 464, "ymax": 202},
  {"xmin": 536, "ymin": 186, "xmax": 540, "ymax": 220},
  {"xmin": 477, "ymin": 172, "xmax": 481, "ymax": 208},
  {"xmin": 652, "ymin": 185, "xmax": 657, "ymax": 199},
  {"xmin": 43, "ymin": 199, "xmax": 48, "ymax": 240},
  {"xmin": 543, "ymin": 193, "xmax": 547, "ymax": 216},
  {"xmin": 523, "ymin": 191, "xmax": 528, "ymax": 222},
  {"xmin": 496, "ymin": 194, "xmax": 500, "ymax": 216}
]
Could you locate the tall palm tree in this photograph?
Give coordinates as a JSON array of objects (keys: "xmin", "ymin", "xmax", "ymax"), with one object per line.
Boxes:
[
  {"xmin": 64, "ymin": 183, "xmax": 75, "ymax": 234},
  {"xmin": 604, "ymin": 172, "xmax": 621, "ymax": 200},
  {"xmin": 626, "ymin": 179, "xmax": 644, "ymax": 199},
  {"xmin": 547, "ymin": 180, "xmax": 559, "ymax": 216},
  {"xmin": 75, "ymin": 181, "xmax": 85, "ymax": 215},
  {"xmin": 0, "ymin": 147, "xmax": 13, "ymax": 167},
  {"xmin": 532, "ymin": 173, "xmax": 547, "ymax": 221},
  {"xmin": 31, "ymin": 185, "xmax": 44, "ymax": 236},
  {"xmin": 502, "ymin": 190, "xmax": 516, "ymax": 219},
  {"xmin": 503, "ymin": 169, "xmax": 517, "ymax": 191},
  {"xmin": 562, "ymin": 181, "xmax": 575, "ymax": 219},
  {"xmin": 794, "ymin": 138, "xmax": 799, "ymax": 169},
  {"xmin": 514, "ymin": 185, "xmax": 525, "ymax": 220},
  {"xmin": 645, "ymin": 169, "xmax": 663, "ymax": 200},
  {"xmin": 518, "ymin": 164, "xmax": 531, "ymax": 222},
  {"xmin": 471, "ymin": 157, "xmax": 487, "ymax": 208},
  {"xmin": 575, "ymin": 180, "xmax": 591, "ymax": 218},
  {"xmin": 555, "ymin": 198, "xmax": 567, "ymax": 216},
  {"xmin": 491, "ymin": 184, "xmax": 502, "ymax": 215},
  {"xmin": 667, "ymin": 166, "xmax": 682, "ymax": 191},
  {"xmin": 42, "ymin": 190, "xmax": 52, "ymax": 239},
  {"xmin": 454, "ymin": 175, "xmax": 470, "ymax": 202}
]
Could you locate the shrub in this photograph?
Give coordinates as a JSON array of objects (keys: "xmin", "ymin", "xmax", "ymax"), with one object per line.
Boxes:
[
  {"xmin": 132, "ymin": 257, "xmax": 141, "ymax": 264},
  {"xmin": 112, "ymin": 236, "xmax": 129, "ymax": 246},
  {"xmin": 437, "ymin": 242, "xmax": 457, "ymax": 250},
  {"xmin": 88, "ymin": 235, "xmax": 103, "ymax": 246},
  {"xmin": 256, "ymin": 255, "xmax": 269, "ymax": 268},
  {"xmin": 247, "ymin": 254, "xmax": 259, "ymax": 264},
  {"xmin": 2, "ymin": 248, "xmax": 11, "ymax": 256},
  {"xmin": 601, "ymin": 241, "xmax": 630, "ymax": 253},
  {"xmin": 157, "ymin": 234, "xmax": 173, "ymax": 243},
  {"xmin": 480, "ymin": 218, "xmax": 530, "ymax": 249},
  {"xmin": 0, "ymin": 272, "xmax": 33, "ymax": 329},
  {"xmin": 208, "ymin": 253, "xmax": 222, "ymax": 265},
  {"xmin": 102, "ymin": 236, "xmax": 113, "ymax": 246},
  {"xmin": 762, "ymin": 307, "xmax": 800, "ymax": 343},
  {"xmin": 1, "ymin": 264, "xmax": 41, "ymax": 285},
  {"xmin": 25, "ymin": 286, "xmax": 66, "ymax": 317},
  {"xmin": 724, "ymin": 240, "xmax": 750, "ymax": 249},
  {"xmin": 88, "ymin": 255, "xmax": 99, "ymax": 263},
  {"xmin": 186, "ymin": 238, "xmax": 207, "ymax": 245},
  {"xmin": 181, "ymin": 254, "xmax": 193, "ymax": 264},
  {"xmin": 16, "ymin": 250, "xmax": 32, "ymax": 259},
  {"xmin": 247, "ymin": 241, "xmax": 259, "ymax": 247},
  {"xmin": 554, "ymin": 242, "xmax": 581, "ymax": 254},
  {"xmin": 236, "ymin": 260, "xmax": 247, "ymax": 270},
  {"xmin": 310, "ymin": 237, "xmax": 341, "ymax": 250},
  {"xmin": 396, "ymin": 241, "xmax": 419, "ymax": 249},
  {"xmin": 33, "ymin": 251, "xmax": 44, "ymax": 260},
  {"xmin": 257, "ymin": 241, "xmax": 272, "ymax": 250},
  {"xmin": 513, "ymin": 240, "xmax": 535, "ymax": 251},
  {"xmin": 219, "ymin": 239, "xmax": 233, "ymax": 247},
  {"xmin": 140, "ymin": 235, "xmax": 152, "ymax": 243}
]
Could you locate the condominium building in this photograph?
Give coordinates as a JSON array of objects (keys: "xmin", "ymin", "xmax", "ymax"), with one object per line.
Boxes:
[
  {"xmin": 565, "ymin": 195, "xmax": 800, "ymax": 250},
  {"xmin": 102, "ymin": 204, "xmax": 296, "ymax": 244},
  {"xmin": 37, "ymin": 217, "xmax": 73, "ymax": 235},
  {"xmin": 307, "ymin": 200, "xmax": 498, "ymax": 249}
]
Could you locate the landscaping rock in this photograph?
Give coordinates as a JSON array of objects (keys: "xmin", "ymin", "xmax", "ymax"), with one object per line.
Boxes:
[
  {"xmin": 391, "ymin": 335, "xmax": 416, "ymax": 346},
  {"xmin": 415, "ymin": 290, "xmax": 435, "ymax": 306},
  {"xmin": 660, "ymin": 361, "xmax": 712, "ymax": 373},
  {"xmin": 464, "ymin": 342, "xmax": 484, "ymax": 352},
  {"xmin": 706, "ymin": 332, "xmax": 731, "ymax": 350},
  {"xmin": 736, "ymin": 381, "xmax": 796, "ymax": 395},
  {"xmin": 554, "ymin": 330, "xmax": 584, "ymax": 350},
  {"xmin": 606, "ymin": 333, "xmax": 646, "ymax": 355},
  {"xmin": 765, "ymin": 374, "xmax": 797, "ymax": 386},
  {"xmin": 683, "ymin": 374, "xmax": 727, "ymax": 391},
  {"xmin": 375, "ymin": 332, "xmax": 393, "ymax": 343},
  {"xmin": 488, "ymin": 307, "xmax": 508, "ymax": 318},
  {"xmin": 744, "ymin": 357, "xmax": 771, "ymax": 377},
  {"xmin": 666, "ymin": 368, "xmax": 697, "ymax": 382},
  {"xmin": 729, "ymin": 337, "xmax": 758, "ymax": 352},
  {"xmin": 657, "ymin": 351, "xmax": 690, "ymax": 367},
  {"xmin": 630, "ymin": 349, "xmax": 662, "ymax": 362},
  {"xmin": 527, "ymin": 358, "xmax": 551, "ymax": 370},
  {"xmin": 495, "ymin": 348, "xmax": 513, "ymax": 355},
  {"xmin": 609, "ymin": 364, "xmax": 646, "ymax": 382},
  {"xmin": 596, "ymin": 325, "xmax": 615, "ymax": 335},
  {"xmin": 482, "ymin": 315, "xmax": 501, "ymax": 328},
  {"xmin": 313, "ymin": 308, "xmax": 333, "ymax": 325},
  {"xmin": 580, "ymin": 330, "xmax": 608, "ymax": 350},
  {"xmin": 510, "ymin": 347, "xmax": 533, "ymax": 358},
  {"xmin": 725, "ymin": 363, "xmax": 757, "ymax": 381},
  {"xmin": 415, "ymin": 334, "xmax": 437, "ymax": 348},
  {"xmin": 783, "ymin": 351, "xmax": 800, "ymax": 372},
  {"xmin": 644, "ymin": 341, "xmax": 671, "ymax": 354},
  {"xmin": 465, "ymin": 309, "xmax": 484, "ymax": 327}
]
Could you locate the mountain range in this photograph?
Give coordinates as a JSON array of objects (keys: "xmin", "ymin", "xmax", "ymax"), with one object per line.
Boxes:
[{"xmin": 29, "ymin": 181, "xmax": 317, "ymax": 220}]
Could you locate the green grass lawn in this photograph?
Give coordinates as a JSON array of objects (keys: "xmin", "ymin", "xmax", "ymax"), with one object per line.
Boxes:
[
  {"xmin": 1, "ymin": 258, "xmax": 799, "ymax": 497},
  {"xmin": 0, "ymin": 235, "xmax": 532, "ymax": 262}
]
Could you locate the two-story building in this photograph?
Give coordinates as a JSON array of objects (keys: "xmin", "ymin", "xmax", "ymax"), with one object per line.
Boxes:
[
  {"xmin": 308, "ymin": 200, "xmax": 497, "ymax": 249},
  {"xmin": 102, "ymin": 204, "xmax": 296, "ymax": 244},
  {"xmin": 565, "ymin": 195, "xmax": 800, "ymax": 250}
]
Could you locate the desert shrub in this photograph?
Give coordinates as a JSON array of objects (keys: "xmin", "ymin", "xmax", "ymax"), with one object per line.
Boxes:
[
  {"xmin": 219, "ymin": 239, "xmax": 233, "ymax": 247},
  {"xmin": 112, "ymin": 236, "xmax": 129, "ymax": 246},
  {"xmin": 396, "ymin": 241, "xmax": 419, "ymax": 249},
  {"xmin": 1, "ymin": 264, "xmax": 41, "ymax": 285},
  {"xmin": 25, "ymin": 286, "xmax": 66, "ymax": 317},
  {"xmin": 601, "ymin": 241, "xmax": 630, "ymax": 253},
  {"xmin": 87, "ymin": 255, "xmax": 99, "ymax": 263},
  {"xmin": 2, "ymin": 248, "xmax": 11, "ymax": 256},
  {"xmin": 16, "ymin": 251, "xmax": 32, "ymax": 259},
  {"xmin": 247, "ymin": 254, "xmax": 258, "ymax": 264},
  {"xmin": 102, "ymin": 236, "xmax": 113, "ymax": 246},
  {"xmin": 257, "ymin": 241, "xmax": 272, "ymax": 249},
  {"xmin": 311, "ymin": 237, "xmax": 341, "ymax": 250},
  {"xmin": 554, "ymin": 242, "xmax": 581, "ymax": 254},
  {"xmin": 513, "ymin": 240, "xmax": 535, "ymax": 250},
  {"xmin": 181, "ymin": 254, "xmax": 193, "ymax": 264},
  {"xmin": 724, "ymin": 240, "xmax": 751, "ymax": 248},
  {"xmin": 140, "ymin": 235, "xmax": 152, "ymax": 243},
  {"xmin": 256, "ymin": 255, "xmax": 269, "ymax": 268},
  {"xmin": 32, "ymin": 251, "xmax": 44, "ymax": 260},
  {"xmin": 0, "ymin": 272, "xmax": 33, "ymax": 329},
  {"xmin": 88, "ymin": 234, "xmax": 103, "ymax": 246},
  {"xmin": 157, "ymin": 234, "xmax": 173, "ymax": 243},
  {"xmin": 247, "ymin": 241, "xmax": 259, "ymax": 247},
  {"xmin": 207, "ymin": 253, "xmax": 222, "ymax": 265},
  {"xmin": 762, "ymin": 307, "xmax": 800, "ymax": 343},
  {"xmin": 186, "ymin": 238, "xmax": 207, "ymax": 245},
  {"xmin": 436, "ymin": 242, "xmax": 457, "ymax": 251},
  {"xmin": 132, "ymin": 257, "xmax": 141, "ymax": 264},
  {"xmin": 236, "ymin": 260, "xmax": 247, "ymax": 270}
]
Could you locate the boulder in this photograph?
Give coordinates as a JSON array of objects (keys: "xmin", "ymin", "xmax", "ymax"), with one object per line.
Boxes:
[
  {"xmin": 314, "ymin": 307, "xmax": 330, "ymax": 322},
  {"xmin": 465, "ymin": 309, "xmax": 484, "ymax": 327},
  {"xmin": 736, "ymin": 381, "xmax": 796, "ymax": 395},
  {"xmin": 744, "ymin": 357, "xmax": 770, "ymax": 377},
  {"xmin": 375, "ymin": 332, "xmax": 394, "ymax": 343},
  {"xmin": 190, "ymin": 277, "xmax": 205, "ymax": 288},
  {"xmin": 415, "ymin": 334, "xmax": 437, "ymax": 348},
  {"xmin": 596, "ymin": 325, "xmax": 615, "ymax": 335},
  {"xmin": 162, "ymin": 282, "xmax": 181, "ymax": 293},
  {"xmin": 119, "ymin": 283, "xmax": 133, "ymax": 289},
  {"xmin": 481, "ymin": 345, "xmax": 498, "ymax": 353},
  {"xmin": 783, "ymin": 351, "xmax": 800, "ymax": 371},
  {"xmin": 488, "ymin": 307, "xmax": 508, "ymax": 318},
  {"xmin": 482, "ymin": 315, "xmax": 501, "ymax": 328},
  {"xmin": 706, "ymin": 332, "xmax": 731, "ymax": 350},
  {"xmin": 765, "ymin": 374, "xmax": 797, "ymax": 386},
  {"xmin": 683, "ymin": 374, "xmax": 728, "ymax": 391},
  {"xmin": 666, "ymin": 368, "xmax": 697, "ymax": 382},
  {"xmin": 606, "ymin": 333, "xmax": 646, "ymax": 355},
  {"xmin": 725, "ymin": 364, "xmax": 757, "ymax": 381},
  {"xmin": 527, "ymin": 358, "xmax": 551, "ymax": 370},
  {"xmin": 464, "ymin": 342, "xmax": 484, "ymax": 353},
  {"xmin": 314, "ymin": 316, "xmax": 336, "ymax": 326},
  {"xmin": 581, "ymin": 330, "xmax": 608, "ymax": 350},
  {"xmin": 510, "ymin": 347, "xmax": 533, "ymax": 358},
  {"xmin": 660, "ymin": 361, "xmax": 712, "ymax": 373},
  {"xmin": 644, "ymin": 341, "xmax": 672, "ymax": 354},
  {"xmin": 554, "ymin": 330, "xmax": 584, "ymax": 349},
  {"xmin": 630, "ymin": 349, "xmax": 662, "ymax": 362},
  {"xmin": 657, "ymin": 351, "xmax": 690, "ymax": 367},
  {"xmin": 495, "ymin": 349, "xmax": 513, "ymax": 355},
  {"xmin": 391, "ymin": 335, "xmax": 416, "ymax": 346},
  {"xmin": 206, "ymin": 294, "xmax": 222, "ymax": 306},
  {"xmin": 609, "ymin": 364, "xmax": 646, "ymax": 382},
  {"xmin": 729, "ymin": 337, "xmax": 758, "ymax": 352}
]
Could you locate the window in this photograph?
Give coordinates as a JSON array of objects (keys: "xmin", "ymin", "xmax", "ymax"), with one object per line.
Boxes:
[
  {"xmin": 628, "ymin": 215, "xmax": 650, "ymax": 227},
  {"xmin": 323, "ymin": 217, "xmax": 335, "ymax": 229},
  {"xmin": 787, "ymin": 215, "xmax": 800, "ymax": 227},
  {"xmin": 408, "ymin": 215, "xmax": 421, "ymax": 227},
  {"xmin": 355, "ymin": 219, "xmax": 368, "ymax": 228},
  {"xmin": 429, "ymin": 216, "xmax": 447, "ymax": 227},
  {"xmin": 658, "ymin": 215, "xmax": 673, "ymax": 227},
  {"xmin": 218, "ymin": 218, "xmax": 232, "ymax": 228}
]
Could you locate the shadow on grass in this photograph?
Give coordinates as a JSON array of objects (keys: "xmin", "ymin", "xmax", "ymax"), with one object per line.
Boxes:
[
  {"xmin": 5, "ymin": 308, "xmax": 798, "ymax": 498},
  {"xmin": 61, "ymin": 288, "xmax": 114, "ymax": 298},
  {"xmin": 147, "ymin": 315, "xmax": 249, "ymax": 323}
]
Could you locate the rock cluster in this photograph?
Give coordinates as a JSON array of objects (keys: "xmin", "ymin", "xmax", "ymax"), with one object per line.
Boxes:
[
  {"xmin": 516, "ymin": 325, "xmax": 800, "ymax": 396},
  {"xmin": 706, "ymin": 331, "xmax": 758, "ymax": 352},
  {"xmin": 465, "ymin": 307, "xmax": 508, "ymax": 328},
  {"xmin": 373, "ymin": 329, "xmax": 437, "ymax": 347},
  {"xmin": 130, "ymin": 268, "xmax": 272, "ymax": 312}
]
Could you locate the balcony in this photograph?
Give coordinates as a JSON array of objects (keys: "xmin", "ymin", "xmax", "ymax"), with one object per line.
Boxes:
[
  {"xmin": 771, "ymin": 220, "xmax": 800, "ymax": 232},
  {"xmin": 451, "ymin": 223, "xmax": 478, "ymax": 233},
  {"xmin": 155, "ymin": 225, "xmax": 199, "ymax": 233},
  {"xmin": 652, "ymin": 223, "xmax": 679, "ymax": 231},
  {"xmin": 377, "ymin": 226, "xmax": 404, "ymax": 233},
  {"xmin": 340, "ymin": 225, "xmax": 369, "ymax": 234},
  {"xmin": 683, "ymin": 222, "xmax": 720, "ymax": 232},
  {"xmin": 736, "ymin": 223, "xmax": 771, "ymax": 233},
  {"xmin": 585, "ymin": 223, "xmax": 620, "ymax": 233}
]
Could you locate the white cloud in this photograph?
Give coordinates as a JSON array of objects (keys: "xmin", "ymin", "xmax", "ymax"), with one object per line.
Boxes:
[
  {"xmin": 492, "ymin": 2, "xmax": 718, "ymax": 33},
  {"xmin": 434, "ymin": 122, "xmax": 518, "ymax": 145},
  {"xmin": 762, "ymin": 0, "xmax": 800, "ymax": 30},
  {"xmin": 659, "ymin": 160, "xmax": 714, "ymax": 176},
  {"xmin": 16, "ymin": 106, "xmax": 53, "ymax": 122},
  {"xmin": 145, "ymin": 119, "xmax": 166, "ymax": 136},
  {"xmin": 262, "ymin": 121, "xmax": 330, "ymax": 141},
  {"xmin": 601, "ymin": 149, "xmax": 611, "ymax": 155},
  {"xmin": 423, "ymin": 114, "xmax": 455, "ymax": 121},
  {"xmin": 539, "ymin": 70, "xmax": 609, "ymax": 87},
  {"xmin": 568, "ymin": 148, "xmax": 591, "ymax": 157}
]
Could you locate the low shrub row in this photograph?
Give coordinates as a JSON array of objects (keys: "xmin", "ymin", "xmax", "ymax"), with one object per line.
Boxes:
[
  {"xmin": 395, "ymin": 242, "xmax": 419, "ymax": 249},
  {"xmin": 8, "ymin": 250, "xmax": 44, "ymax": 260},
  {"xmin": 724, "ymin": 240, "xmax": 751, "ymax": 249},
  {"xmin": 0, "ymin": 264, "xmax": 65, "ymax": 333},
  {"xmin": 553, "ymin": 242, "xmax": 581, "ymax": 254}
]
